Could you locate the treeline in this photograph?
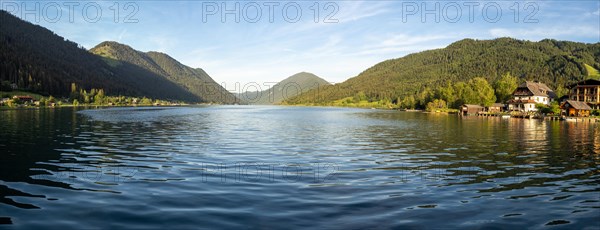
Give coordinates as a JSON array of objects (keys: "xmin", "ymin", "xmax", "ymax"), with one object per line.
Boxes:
[
  {"xmin": 398, "ymin": 76, "xmax": 497, "ymax": 110},
  {"xmin": 323, "ymin": 73, "xmax": 512, "ymax": 110},
  {"xmin": 1, "ymin": 82, "xmax": 183, "ymax": 107},
  {"xmin": 66, "ymin": 83, "xmax": 184, "ymax": 106},
  {"xmin": 296, "ymin": 72, "xmax": 569, "ymax": 112},
  {"xmin": 286, "ymin": 38, "xmax": 600, "ymax": 105}
]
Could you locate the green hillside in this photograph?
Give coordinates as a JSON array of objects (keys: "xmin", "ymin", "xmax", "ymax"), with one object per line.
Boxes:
[
  {"xmin": 286, "ymin": 38, "xmax": 600, "ymax": 107},
  {"xmin": 91, "ymin": 42, "xmax": 238, "ymax": 103},
  {"xmin": 0, "ymin": 10, "xmax": 234, "ymax": 103},
  {"xmin": 584, "ymin": 63, "xmax": 600, "ymax": 79},
  {"xmin": 238, "ymin": 72, "xmax": 330, "ymax": 104}
]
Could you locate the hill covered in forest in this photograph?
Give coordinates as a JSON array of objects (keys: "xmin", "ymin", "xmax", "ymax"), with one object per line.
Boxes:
[
  {"xmin": 90, "ymin": 41, "xmax": 237, "ymax": 103},
  {"xmin": 285, "ymin": 38, "xmax": 600, "ymax": 108},
  {"xmin": 0, "ymin": 10, "xmax": 235, "ymax": 104},
  {"xmin": 237, "ymin": 72, "xmax": 330, "ymax": 104}
]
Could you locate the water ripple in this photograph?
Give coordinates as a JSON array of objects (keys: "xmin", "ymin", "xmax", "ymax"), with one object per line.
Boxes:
[{"xmin": 0, "ymin": 106, "xmax": 598, "ymax": 228}]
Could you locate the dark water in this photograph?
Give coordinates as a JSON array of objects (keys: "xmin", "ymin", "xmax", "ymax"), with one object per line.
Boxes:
[{"xmin": 1, "ymin": 106, "xmax": 599, "ymax": 229}]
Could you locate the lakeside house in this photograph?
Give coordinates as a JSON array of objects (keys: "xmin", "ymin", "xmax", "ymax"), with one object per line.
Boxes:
[
  {"xmin": 507, "ymin": 81, "xmax": 556, "ymax": 112},
  {"xmin": 487, "ymin": 103, "xmax": 506, "ymax": 113},
  {"xmin": 461, "ymin": 104, "xmax": 484, "ymax": 115},
  {"xmin": 566, "ymin": 79, "xmax": 600, "ymax": 110},
  {"xmin": 12, "ymin": 95, "xmax": 35, "ymax": 104},
  {"xmin": 561, "ymin": 100, "xmax": 592, "ymax": 117}
]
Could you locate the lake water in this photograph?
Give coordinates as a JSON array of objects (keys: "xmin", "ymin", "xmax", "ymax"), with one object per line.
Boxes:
[{"xmin": 1, "ymin": 106, "xmax": 599, "ymax": 229}]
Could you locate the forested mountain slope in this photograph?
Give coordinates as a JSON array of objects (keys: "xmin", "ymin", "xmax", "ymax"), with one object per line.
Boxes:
[{"xmin": 286, "ymin": 38, "xmax": 600, "ymax": 106}]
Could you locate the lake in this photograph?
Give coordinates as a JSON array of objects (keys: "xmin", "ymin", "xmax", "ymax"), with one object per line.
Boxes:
[{"xmin": 1, "ymin": 106, "xmax": 599, "ymax": 229}]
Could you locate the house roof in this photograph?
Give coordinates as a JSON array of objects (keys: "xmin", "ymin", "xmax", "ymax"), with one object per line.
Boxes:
[
  {"xmin": 563, "ymin": 100, "xmax": 592, "ymax": 110},
  {"xmin": 13, "ymin": 95, "xmax": 34, "ymax": 100},
  {"xmin": 513, "ymin": 81, "xmax": 556, "ymax": 98},
  {"xmin": 490, "ymin": 103, "xmax": 505, "ymax": 107},
  {"xmin": 462, "ymin": 104, "xmax": 484, "ymax": 108},
  {"xmin": 567, "ymin": 79, "xmax": 600, "ymax": 89}
]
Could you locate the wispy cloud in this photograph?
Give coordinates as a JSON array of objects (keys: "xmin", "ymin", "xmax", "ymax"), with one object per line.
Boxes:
[
  {"xmin": 335, "ymin": 1, "xmax": 392, "ymax": 23},
  {"xmin": 13, "ymin": 0, "xmax": 598, "ymax": 88}
]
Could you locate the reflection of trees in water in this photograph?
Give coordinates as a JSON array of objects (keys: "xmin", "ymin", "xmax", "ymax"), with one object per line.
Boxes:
[
  {"xmin": 357, "ymin": 112, "xmax": 599, "ymax": 195},
  {"xmin": 0, "ymin": 109, "xmax": 76, "ymax": 209},
  {"xmin": 1, "ymin": 108, "xmax": 598, "ymax": 225},
  {"xmin": 1, "ymin": 107, "xmax": 214, "ymax": 212}
]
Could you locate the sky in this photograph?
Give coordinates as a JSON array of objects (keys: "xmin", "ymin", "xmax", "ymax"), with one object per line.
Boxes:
[{"xmin": 2, "ymin": 0, "xmax": 599, "ymax": 92}]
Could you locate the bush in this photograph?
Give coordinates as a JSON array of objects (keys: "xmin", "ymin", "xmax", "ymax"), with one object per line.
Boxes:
[
  {"xmin": 426, "ymin": 99, "xmax": 447, "ymax": 112},
  {"xmin": 536, "ymin": 103, "xmax": 555, "ymax": 115}
]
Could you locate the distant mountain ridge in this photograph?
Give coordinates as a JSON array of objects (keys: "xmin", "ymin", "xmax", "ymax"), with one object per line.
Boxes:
[
  {"xmin": 3, "ymin": 9, "xmax": 599, "ymax": 106},
  {"xmin": 0, "ymin": 10, "xmax": 235, "ymax": 103},
  {"xmin": 286, "ymin": 38, "xmax": 600, "ymax": 105},
  {"xmin": 237, "ymin": 72, "xmax": 330, "ymax": 104},
  {"xmin": 91, "ymin": 41, "xmax": 237, "ymax": 103}
]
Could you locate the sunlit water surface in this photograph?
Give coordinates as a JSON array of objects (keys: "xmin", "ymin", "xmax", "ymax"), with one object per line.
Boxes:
[{"xmin": 1, "ymin": 106, "xmax": 599, "ymax": 229}]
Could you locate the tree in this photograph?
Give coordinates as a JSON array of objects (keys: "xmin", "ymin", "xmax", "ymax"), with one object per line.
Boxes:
[
  {"xmin": 70, "ymin": 82, "xmax": 77, "ymax": 93},
  {"xmin": 536, "ymin": 103, "xmax": 553, "ymax": 114},
  {"xmin": 437, "ymin": 81, "xmax": 456, "ymax": 106},
  {"xmin": 27, "ymin": 74, "xmax": 33, "ymax": 90},
  {"xmin": 549, "ymin": 101, "xmax": 560, "ymax": 115},
  {"xmin": 97, "ymin": 89, "xmax": 105, "ymax": 98},
  {"xmin": 6, "ymin": 99, "xmax": 14, "ymax": 107},
  {"xmin": 554, "ymin": 85, "xmax": 569, "ymax": 99},
  {"xmin": 94, "ymin": 89, "xmax": 105, "ymax": 104},
  {"xmin": 401, "ymin": 95, "xmax": 416, "ymax": 109},
  {"xmin": 470, "ymin": 77, "xmax": 496, "ymax": 106},
  {"xmin": 354, "ymin": 91, "xmax": 367, "ymax": 102},
  {"xmin": 69, "ymin": 83, "xmax": 79, "ymax": 101},
  {"xmin": 494, "ymin": 72, "xmax": 518, "ymax": 103},
  {"xmin": 140, "ymin": 97, "xmax": 153, "ymax": 105},
  {"xmin": 454, "ymin": 82, "xmax": 476, "ymax": 106},
  {"xmin": 417, "ymin": 87, "xmax": 434, "ymax": 108},
  {"xmin": 426, "ymin": 99, "xmax": 447, "ymax": 112}
]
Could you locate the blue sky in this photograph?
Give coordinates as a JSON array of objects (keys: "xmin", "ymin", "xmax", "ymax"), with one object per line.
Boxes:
[{"xmin": 2, "ymin": 0, "xmax": 599, "ymax": 91}]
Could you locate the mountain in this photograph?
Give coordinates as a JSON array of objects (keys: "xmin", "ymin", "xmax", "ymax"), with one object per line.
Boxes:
[
  {"xmin": 0, "ymin": 10, "xmax": 235, "ymax": 103},
  {"xmin": 237, "ymin": 72, "xmax": 330, "ymax": 104},
  {"xmin": 285, "ymin": 38, "xmax": 600, "ymax": 106},
  {"xmin": 90, "ymin": 41, "xmax": 238, "ymax": 103}
]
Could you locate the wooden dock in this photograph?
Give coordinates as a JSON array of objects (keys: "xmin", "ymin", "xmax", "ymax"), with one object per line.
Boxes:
[{"xmin": 472, "ymin": 112, "xmax": 599, "ymax": 123}]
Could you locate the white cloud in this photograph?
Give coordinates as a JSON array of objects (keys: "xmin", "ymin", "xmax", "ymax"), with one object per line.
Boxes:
[{"xmin": 335, "ymin": 1, "xmax": 392, "ymax": 23}]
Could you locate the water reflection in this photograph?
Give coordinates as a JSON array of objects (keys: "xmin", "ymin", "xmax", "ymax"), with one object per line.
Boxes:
[
  {"xmin": 1, "ymin": 109, "xmax": 82, "ymax": 209},
  {"xmin": 0, "ymin": 107, "xmax": 599, "ymax": 228}
]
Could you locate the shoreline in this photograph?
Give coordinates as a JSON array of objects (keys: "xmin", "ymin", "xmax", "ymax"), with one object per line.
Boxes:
[
  {"xmin": 3, "ymin": 104, "xmax": 599, "ymax": 123},
  {"xmin": 0, "ymin": 103, "xmax": 207, "ymax": 111}
]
